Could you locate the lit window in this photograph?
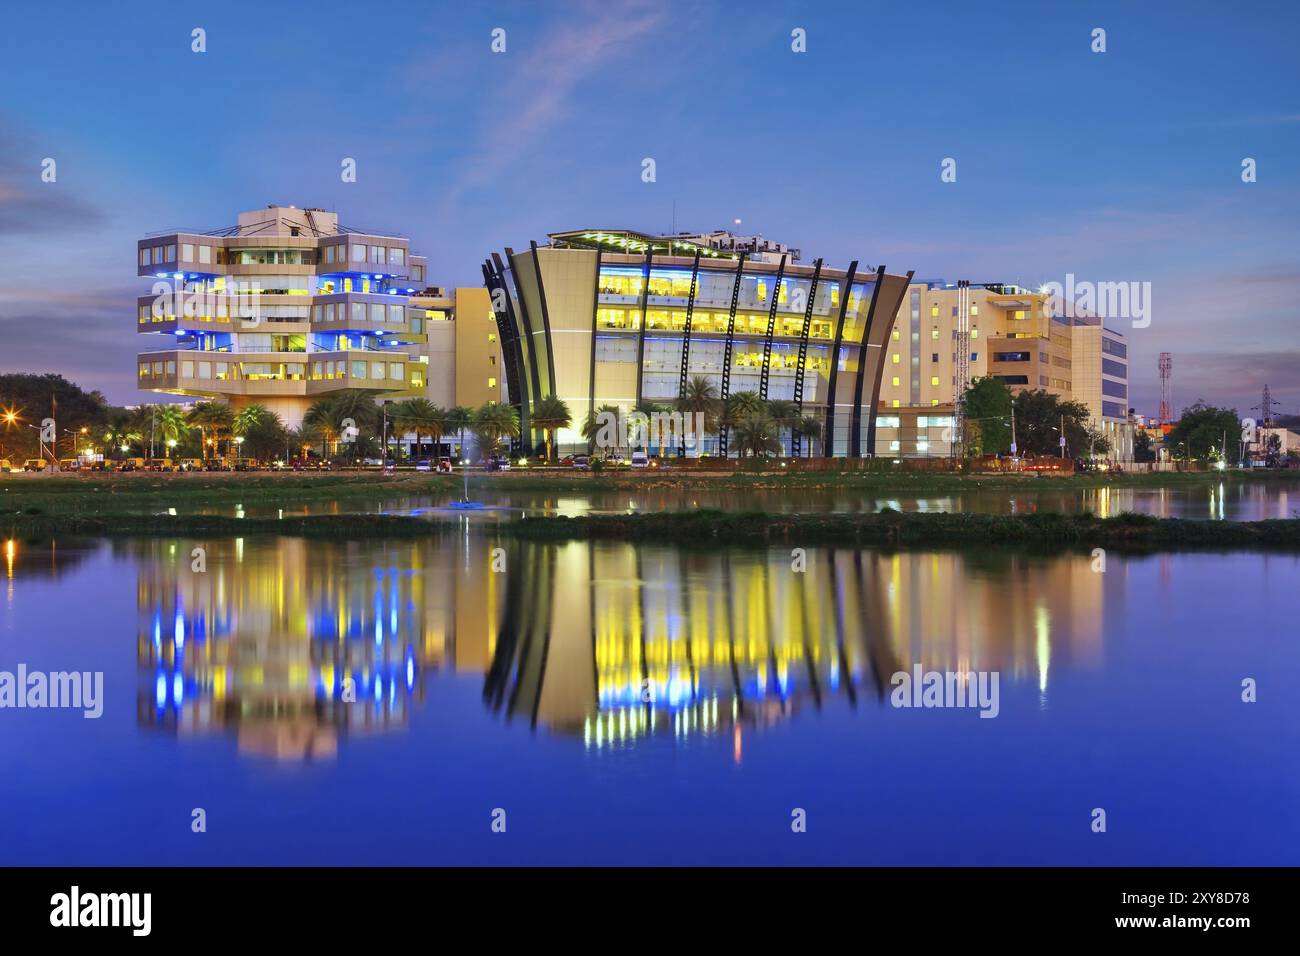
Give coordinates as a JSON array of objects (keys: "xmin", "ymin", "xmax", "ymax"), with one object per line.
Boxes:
[
  {"xmin": 931, "ymin": 328, "xmax": 939, "ymax": 340},
  {"xmin": 488, "ymin": 377, "xmax": 497, "ymax": 388},
  {"xmin": 892, "ymin": 329, "xmax": 900, "ymax": 340},
  {"xmin": 931, "ymin": 399, "xmax": 939, "ymax": 406},
  {"xmin": 892, "ymin": 376, "xmax": 900, "ymax": 386},
  {"xmin": 930, "ymin": 376, "xmax": 940, "ymax": 386},
  {"xmin": 891, "ymin": 353, "xmax": 900, "ymax": 365},
  {"xmin": 892, "ymin": 399, "xmax": 900, "ymax": 408}
]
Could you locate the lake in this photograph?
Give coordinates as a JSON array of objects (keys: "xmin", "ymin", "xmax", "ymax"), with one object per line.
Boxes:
[{"xmin": 0, "ymin": 532, "xmax": 1295, "ymax": 865}]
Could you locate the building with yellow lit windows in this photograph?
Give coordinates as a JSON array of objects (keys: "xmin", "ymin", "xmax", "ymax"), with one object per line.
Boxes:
[
  {"xmin": 135, "ymin": 205, "xmax": 488, "ymax": 428},
  {"xmin": 876, "ymin": 281, "xmax": 1133, "ymax": 459},
  {"xmin": 484, "ymin": 229, "xmax": 914, "ymax": 457}
]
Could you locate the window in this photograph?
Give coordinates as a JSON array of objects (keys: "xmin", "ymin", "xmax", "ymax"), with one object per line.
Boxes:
[
  {"xmin": 388, "ymin": 304, "xmax": 403, "ymax": 323},
  {"xmin": 197, "ymin": 363, "xmax": 211, "ymax": 380},
  {"xmin": 971, "ymin": 328, "xmax": 978, "ymax": 338},
  {"xmin": 930, "ymin": 306, "xmax": 939, "ymax": 318},
  {"xmin": 892, "ymin": 329, "xmax": 900, "ymax": 341},
  {"xmin": 891, "ymin": 376, "xmax": 900, "ymax": 386},
  {"xmin": 139, "ymin": 247, "xmax": 151, "ymax": 267},
  {"xmin": 198, "ymin": 245, "xmax": 212, "ymax": 265},
  {"xmin": 351, "ymin": 303, "xmax": 366, "ymax": 325},
  {"xmin": 931, "ymin": 328, "xmax": 939, "ymax": 340},
  {"xmin": 370, "ymin": 245, "xmax": 384, "ymax": 265},
  {"xmin": 165, "ymin": 244, "xmax": 176, "ymax": 262},
  {"xmin": 389, "ymin": 363, "xmax": 403, "ymax": 380},
  {"xmin": 351, "ymin": 360, "xmax": 367, "ymax": 378},
  {"xmin": 370, "ymin": 304, "xmax": 385, "ymax": 323},
  {"xmin": 389, "ymin": 247, "xmax": 405, "ymax": 266},
  {"xmin": 930, "ymin": 376, "xmax": 940, "ymax": 386},
  {"xmin": 931, "ymin": 353, "xmax": 939, "ymax": 362},
  {"xmin": 891, "ymin": 353, "xmax": 900, "ymax": 365},
  {"xmin": 373, "ymin": 363, "xmax": 386, "ymax": 380},
  {"xmin": 351, "ymin": 244, "xmax": 367, "ymax": 263},
  {"xmin": 181, "ymin": 361, "xmax": 194, "ymax": 378},
  {"xmin": 182, "ymin": 243, "xmax": 194, "ymax": 262},
  {"xmin": 488, "ymin": 377, "xmax": 497, "ymax": 388},
  {"xmin": 891, "ymin": 399, "xmax": 900, "ymax": 408}
]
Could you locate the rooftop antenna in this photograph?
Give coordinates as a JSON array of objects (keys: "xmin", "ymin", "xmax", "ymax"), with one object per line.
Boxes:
[
  {"xmin": 1252, "ymin": 384, "xmax": 1281, "ymax": 428},
  {"xmin": 953, "ymin": 279, "xmax": 971, "ymax": 457}
]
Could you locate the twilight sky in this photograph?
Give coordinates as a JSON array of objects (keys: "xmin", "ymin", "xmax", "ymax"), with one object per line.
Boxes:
[{"xmin": 0, "ymin": 0, "xmax": 1296, "ymax": 415}]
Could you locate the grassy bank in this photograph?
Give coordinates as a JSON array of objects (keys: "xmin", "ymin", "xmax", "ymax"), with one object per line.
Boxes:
[
  {"xmin": 3, "ymin": 507, "xmax": 1300, "ymax": 552},
  {"xmin": 2, "ymin": 467, "xmax": 1297, "ymax": 512}
]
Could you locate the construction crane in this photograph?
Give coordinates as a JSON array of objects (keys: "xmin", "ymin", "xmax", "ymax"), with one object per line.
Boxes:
[{"xmin": 1158, "ymin": 352, "xmax": 1173, "ymax": 427}]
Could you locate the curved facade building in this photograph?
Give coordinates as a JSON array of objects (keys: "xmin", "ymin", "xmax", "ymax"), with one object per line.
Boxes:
[{"xmin": 484, "ymin": 229, "xmax": 913, "ymax": 457}]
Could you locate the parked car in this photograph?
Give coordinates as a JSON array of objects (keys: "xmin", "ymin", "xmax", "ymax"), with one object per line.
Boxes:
[
  {"xmin": 572, "ymin": 454, "xmax": 590, "ymax": 470},
  {"xmin": 57, "ymin": 458, "xmax": 81, "ymax": 472},
  {"xmin": 413, "ymin": 457, "xmax": 433, "ymax": 472},
  {"xmin": 23, "ymin": 458, "xmax": 47, "ymax": 472},
  {"xmin": 630, "ymin": 450, "xmax": 649, "ymax": 469},
  {"xmin": 0, "ymin": 459, "xmax": 15, "ymax": 473},
  {"xmin": 486, "ymin": 456, "xmax": 511, "ymax": 472}
]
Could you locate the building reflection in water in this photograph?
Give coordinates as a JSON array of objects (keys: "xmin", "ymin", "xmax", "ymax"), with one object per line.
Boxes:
[{"xmin": 121, "ymin": 534, "xmax": 1111, "ymax": 760}]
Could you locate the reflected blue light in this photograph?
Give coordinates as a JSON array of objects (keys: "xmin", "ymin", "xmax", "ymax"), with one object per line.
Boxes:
[
  {"xmin": 155, "ymin": 673, "xmax": 167, "ymax": 708},
  {"xmin": 173, "ymin": 673, "xmax": 184, "ymax": 706}
]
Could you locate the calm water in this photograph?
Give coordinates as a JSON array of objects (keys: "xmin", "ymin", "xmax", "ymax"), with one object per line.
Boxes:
[
  {"xmin": 1, "ymin": 533, "xmax": 1296, "ymax": 865},
  {"xmin": 82, "ymin": 479, "xmax": 1300, "ymax": 522}
]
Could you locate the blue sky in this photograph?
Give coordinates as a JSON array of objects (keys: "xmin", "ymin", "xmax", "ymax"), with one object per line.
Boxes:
[{"xmin": 0, "ymin": 0, "xmax": 1296, "ymax": 414}]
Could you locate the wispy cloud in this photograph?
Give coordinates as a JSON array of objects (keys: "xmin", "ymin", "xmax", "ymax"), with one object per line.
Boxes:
[
  {"xmin": 447, "ymin": 0, "xmax": 666, "ymax": 197},
  {"xmin": 0, "ymin": 128, "xmax": 106, "ymax": 237}
]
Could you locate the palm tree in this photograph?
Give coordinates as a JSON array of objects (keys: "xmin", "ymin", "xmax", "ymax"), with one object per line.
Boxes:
[
  {"xmin": 633, "ymin": 399, "xmax": 669, "ymax": 458},
  {"xmin": 766, "ymin": 399, "xmax": 799, "ymax": 456},
  {"xmin": 530, "ymin": 394, "xmax": 572, "ymax": 462},
  {"xmin": 797, "ymin": 415, "xmax": 823, "ymax": 457},
  {"xmin": 232, "ymin": 404, "xmax": 268, "ymax": 438},
  {"xmin": 675, "ymin": 375, "xmax": 720, "ymax": 455},
  {"xmin": 723, "ymin": 390, "xmax": 764, "ymax": 458},
  {"xmin": 472, "ymin": 401, "xmax": 521, "ymax": 461},
  {"xmin": 303, "ymin": 391, "xmax": 377, "ymax": 458},
  {"xmin": 732, "ymin": 411, "xmax": 781, "ymax": 458},
  {"xmin": 583, "ymin": 403, "xmax": 622, "ymax": 456},
  {"xmin": 446, "ymin": 405, "xmax": 474, "ymax": 463},
  {"xmin": 154, "ymin": 404, "xmax": 189, "ymax": 449},
  {"xmin": 187, "ymin": 401, "xmax": 233, "ymax": 461},
  {"xmin": 392, "ymin": 398, "xmax": 447, "ymax": 463}
]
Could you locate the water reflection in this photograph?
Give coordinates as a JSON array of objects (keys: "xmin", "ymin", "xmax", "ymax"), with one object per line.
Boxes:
[{"xmin": 119, "ymin": 534, "xmax": 1112, "ymax": 760}]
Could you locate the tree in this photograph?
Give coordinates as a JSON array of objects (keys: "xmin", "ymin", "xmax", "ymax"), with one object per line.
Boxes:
[
  {"xmin": 1133, "ymin": 429, "xmax": 1156, "ymax": 463},
  {"xmin": 392, "ymin": 398, "xmax": 448, "ymax": 462},
  {"xmin": 674, "ymin": 375, "xmax": 720, "ymax": 454},
  {"xmin": 446, "ymin": 405, "xmax": 474, "ymax": 462},
  {"xmin": 187, "ymin": 401, "xmax": 234, "ymax": 460},
  {"xmin": 766, "ymin": 399, "xmax": 799, "ymax": 456},
  {"xmin": 472, "ymin": 401, "xmax": 521, "ymax": 460},
  {"xmin": 531, "ymin": 394, "xmax": 572, "ymax": 462},
  {"xmin": 1011, "ymin": 389, "xmax": 1105, "ymax": 458},
  {"xmin": 303, "ymin": 391, "xmax": 377, "ymax": 458},
  {"xmin": 731, "ymin": 411, "xmax": 781, "ymax": 458},
  {"xmin": 723, "ymin": 390, "xmax": 764, "ymax": 457},
  {"xmin": 796, "ymin": 415, "xmax": 823, "ymax": 458},
  {"xmin": 583, "ymin": 403, "xmax": 623, "ymax": 456},
  {"xmin": 1164, "ymin": 401, "xmax": 1241, "ymax": 465},
  {"xmin": 959, "ymin": 377, "xmax": 1013, "ymax": 456},
  {"xmin": 239, "ymin": 409, "xmax": 289, "ymax": 461},
  {"xmin": 0, "ymin": 373, "xmax": 110, "ymax": 460}
]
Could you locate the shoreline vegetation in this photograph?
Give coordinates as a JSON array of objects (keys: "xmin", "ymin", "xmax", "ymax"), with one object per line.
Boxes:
[
  {"xmin": 3, "ymin": 507, "xmax": 1300, "ymax": 553},
  {"xmin": 2, "ymin": 468, "xmax": 1298, "ymax": 505}
]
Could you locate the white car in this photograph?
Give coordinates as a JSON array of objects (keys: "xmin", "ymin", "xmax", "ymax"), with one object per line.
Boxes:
[{"xmin": 630, "ymin": 451, "xmax": 649, "ymax": 469}]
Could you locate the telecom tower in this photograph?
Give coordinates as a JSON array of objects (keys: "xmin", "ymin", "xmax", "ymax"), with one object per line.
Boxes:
[
  {"xmin": 1157, "ymin": 352, "xmax": 1173, "ymax": 427},
  {"xmin": 953, "ymin": 279, "xmax": 971, "ymax": 456},
  {"xmin": 1252, "ymin": 384, "xmax": 1281, "ymax": 428}
]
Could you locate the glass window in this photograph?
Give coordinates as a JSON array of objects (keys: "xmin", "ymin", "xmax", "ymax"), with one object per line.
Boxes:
[
  {"xmin": 389, "ymin": 247, "xmax": 405, "ymax": 266},
  {"xmin": 198, "ymin": 245, "xmax": 212, "ymax": 264},
  {"xmin": 373, "ymin": 363, "xmax": 386, "ymax": 380},
  {"xmin": 165, "ymin": 244, "xmax": 176, "ymax": 262},
  {"xmin": 351, "ymin": 302, "xmax": 366, "ymax": 324},
  {"xmin": 181, "ymin": 361, "xmax": 194, "ymax": 378},
  {"xmin": 351, "ymin": 244, "xmax": 367, "ymax": 263},
  {"xmin": 389, "ymin": 363, "xmax": 403, "ymax": 380},
  {"xmin": 197, "ymin": 363, "xmax": 211, "ymax": 379},
  {"xmin": 351, "ymin": 361, "xmax": 367, "ymax": 378},
  {"xmin": 371, "ymin": 245, "xmax": 384, "ymax": 264},
  {"xmin": 326, "ymin": 245, "xmax": 336, "ymax": 264},
  {"xmin": 370, "ymin": 304, "xmax": 385, "ymax": 323},
  {"xmin": 388, "ymin": 304, "xmax": 403, "ymax": 323},
  {"xmin": 139, "ymin": 247, "xmax": 150, "ymax": 266},
  {"xmin": 182, "ymin": 243, "xmax": 194, "ymax": 262}
]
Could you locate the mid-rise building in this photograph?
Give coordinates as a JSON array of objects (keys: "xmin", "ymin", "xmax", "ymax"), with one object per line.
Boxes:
[
  {"xmin": 876, "ymin": 280, "xmax": 1133, "ymax": 460},
  {"xmin": 484, "ymin": 228, "xmax": 913, "ymax": 457},
  {"xmin": 137, "ymin": 205, "xmax": 435, "ymax": 428}
]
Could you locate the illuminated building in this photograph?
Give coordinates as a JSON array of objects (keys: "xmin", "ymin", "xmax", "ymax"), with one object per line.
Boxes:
[
  {"xmin": 879, "ymin": 281, "xmax": 1133, "ymax": 459},
  {"xmin": 136, "ymin": 205, "xmax": 500, "ymax": 429},
  {"xmin": 483, "ymin": 229, "xmax": 914, "ymax": 457}
]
